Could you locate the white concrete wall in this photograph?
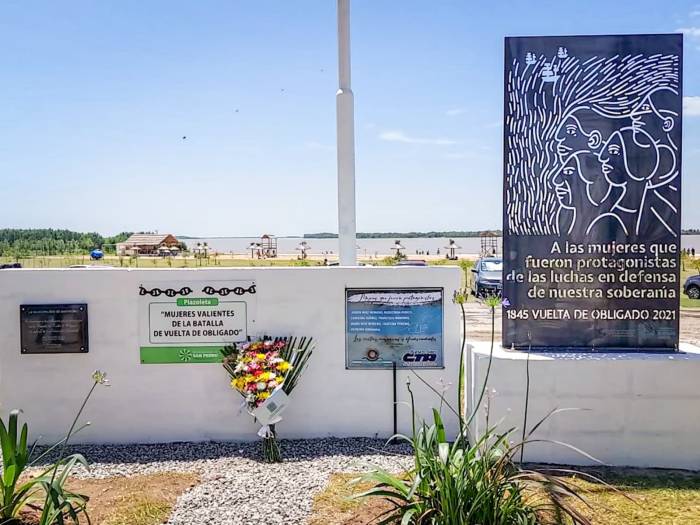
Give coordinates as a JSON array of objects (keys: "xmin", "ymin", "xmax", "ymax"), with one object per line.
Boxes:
[
  {"xmin": 0, "ymin": 267, "xmax": 462, "ymax": 444},
  {"xmin": 469, "ymin": 342, "xmax": 700, "ymax": 470}
]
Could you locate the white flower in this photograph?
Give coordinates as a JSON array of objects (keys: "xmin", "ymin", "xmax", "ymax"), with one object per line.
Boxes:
[
  {"xmin": 256, "ymin": 382, "xmax": 267, "ymax": 391},
  {"xmin": 92, "ymin": 370, "xmax": 109, "ymax": 385}
]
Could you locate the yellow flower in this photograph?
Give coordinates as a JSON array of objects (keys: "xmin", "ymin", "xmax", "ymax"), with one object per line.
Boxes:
[
  {"xmin": 259, "ymin": 391, "xmax": 271, "ymax": 400},
  {"xmin": 256, "ymin": 353, "xmax": 266, "ymax": 360},
  {"xmin": 277, "ymin": 361, "xmax": 291, "ymax": 372}
]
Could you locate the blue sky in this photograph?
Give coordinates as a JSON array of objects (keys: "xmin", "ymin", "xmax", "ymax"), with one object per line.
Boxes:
[{"xmin": 1, "ymin": 1, "xmax": 699, "ymax": 236}]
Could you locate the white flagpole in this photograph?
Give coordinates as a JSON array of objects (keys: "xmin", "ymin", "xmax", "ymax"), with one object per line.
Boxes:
[{"xmin": 336, "ymin": 0, "xmax": 357, "ymax": 265}]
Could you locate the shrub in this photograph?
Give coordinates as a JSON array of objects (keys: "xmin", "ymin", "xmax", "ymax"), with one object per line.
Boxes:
[{"xmin": 356, "ymin": 295, "xmax": 608, "ymax": 524}]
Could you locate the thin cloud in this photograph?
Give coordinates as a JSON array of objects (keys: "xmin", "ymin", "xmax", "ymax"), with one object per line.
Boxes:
[
  {"xmin": 445, "ymin": 152, "xmax": 475, "ymax": 159},
  {"xmin": 684, "ymin": 96, "xmax": 700, "ymax": 116},
  {"xmin": 304, "ymin": 141, "xmax": 335, "ymax": 151},
  {"xmin": 445, "ymin": 108, "xmax": 466, "ymax": 117},
  {"xmin": 379, "ymin": 130, "xmax": 456, "ymax": 145},
  {"xmin": 677, "ymin": 26, "xmax": 700, "ymax": 37},
  {"xmin": 484, "ymin": 119, "xmax": 503, "ymax": 129},
  {"xmin": 692, "ymin": 10, "xmax": 700, "ymax": 17}
]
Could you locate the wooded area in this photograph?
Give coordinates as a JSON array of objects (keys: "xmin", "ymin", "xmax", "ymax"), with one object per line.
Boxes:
[{"xmin": 0, "ymin": 229, "xmax": 131, "ymax": 256}]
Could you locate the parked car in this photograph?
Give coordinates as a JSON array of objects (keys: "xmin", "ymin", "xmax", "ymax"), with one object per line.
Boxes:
[
  {"xmin": 0, "ymin": 263, "xmax": 21, "ymax": 269},
  {"xmin": 470, "ymin": 257, "xmax": 503, "ymax": 296},
  {"xmin": 684, "ymin": 274, "xmax": 700, "ymax": 299},
  {"xmin": 395, "ymin": 259, "xmax": 427, "ymax": 267}
]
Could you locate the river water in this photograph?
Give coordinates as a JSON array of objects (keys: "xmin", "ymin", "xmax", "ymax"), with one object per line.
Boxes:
[{"xmin": 189, "ymin": 235, "xmax": 700, "ymax": 257}]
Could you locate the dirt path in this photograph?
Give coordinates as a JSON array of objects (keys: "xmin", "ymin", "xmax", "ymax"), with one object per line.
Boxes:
[{"xmin": 463, "ymin": 301, "xmax": 700, "ymax": 347}]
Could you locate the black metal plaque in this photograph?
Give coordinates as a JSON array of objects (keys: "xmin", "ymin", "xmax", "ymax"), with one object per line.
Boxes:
[
  {"xmin": 503, "ymin": 34, "xmax": 682, "ymax": 351},
  {"xmin": 20, "ymin": 304, "xmax": 89, "ymax": 354}
]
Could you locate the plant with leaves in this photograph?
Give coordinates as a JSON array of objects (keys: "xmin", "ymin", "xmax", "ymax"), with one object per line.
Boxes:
[
  {"xmin": 452, "ymin": 288, "xmax": 469, "ymax": 436},
  {"xmin": 0, "ymin": 409, "xmax": 39, "ymax": 522},
  {"xmin": 356, "ymin": 390, "xmax": 608, "ymax": 524},
  {"xmin": 35, "ymin": 370, "xmax": 110, "ymax": 525},
  {"xmin": 0, "ymin": 370, "xmax": 109, "ymax": 524},
  {"xmin": 222, "ymin": 337, "xmax": 314, "ymax": 462},
  {"xmin": 356, "ymin": 295, "xmax": 618, "ymax": 524},
  {"xmin": 468, "ymin": 294, "xmax": 509, "ymax": 428}
]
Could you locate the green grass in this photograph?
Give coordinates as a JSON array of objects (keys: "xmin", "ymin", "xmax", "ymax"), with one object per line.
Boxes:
[
  {"xmin": 0, "ymin": 255, "xmax": 327, "ymax": 268},
  {"xmin": 681, "ymin": 297, "xmax": 700, "ymax": 308},
  {"xmin": 567, "ymin": 470, "xmax": 700, "ymax": 525},
  {"xmin": 0, "ymin": 255, "xmax": 473, "ymax": 270},
  {"xmin": 102, "ymin": 500, "xmax": 173, "ymax": 525},
  {"xmin": 311, "ymin": 469, "xmax": 700, "ymax": 525},
  {"xmin": 681, "ymin": 268, "xmax": 700, "ymax": 308}
]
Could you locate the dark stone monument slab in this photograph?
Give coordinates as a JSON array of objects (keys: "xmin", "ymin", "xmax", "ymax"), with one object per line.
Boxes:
[
  {"xmin": 502, "ymin": 34, "xmax": 682, "ymax": 351},
  {"xmin": 20, "ymin": 304, "xmax": 89, "ymax": 354}
]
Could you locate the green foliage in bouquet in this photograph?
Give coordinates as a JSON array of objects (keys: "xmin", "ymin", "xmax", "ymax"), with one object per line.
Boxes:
[{"xmin": 222, "ymin": 336, "xmax": 314, "ymax": 462}]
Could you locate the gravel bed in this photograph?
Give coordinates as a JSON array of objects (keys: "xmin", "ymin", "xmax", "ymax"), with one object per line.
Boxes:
[{"xmin": 36, "ymin": 438, "xmax": 413, "ymax": 525}]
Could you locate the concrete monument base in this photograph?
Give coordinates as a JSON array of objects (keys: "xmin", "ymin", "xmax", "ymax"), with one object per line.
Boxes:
[{"xmin": 467, "ymin": 342, "xmax": 700, "ymax": 470}]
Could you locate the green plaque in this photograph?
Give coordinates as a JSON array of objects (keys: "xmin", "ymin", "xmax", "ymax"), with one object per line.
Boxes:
[{"xmin": 140, "ymin": 346, "xmax": 224, "ymax": 364}]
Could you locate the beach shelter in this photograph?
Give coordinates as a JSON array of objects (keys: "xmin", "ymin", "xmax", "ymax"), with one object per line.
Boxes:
[
  {"xmin": 390, "ymin": 240, "xmax": 405, "ymax": 257},
  {"xmin": 444, "ymin": 239, "xmax": 461, "ymax": 260},
  {"xmin": 296, "ymin": 241, "xmax": 311, "ymax": 259}
]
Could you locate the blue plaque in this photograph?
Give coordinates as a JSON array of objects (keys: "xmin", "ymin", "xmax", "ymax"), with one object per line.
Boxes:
[{"xmin": 345, "ymin": 288, "xmax": 444, "ymax": 369}]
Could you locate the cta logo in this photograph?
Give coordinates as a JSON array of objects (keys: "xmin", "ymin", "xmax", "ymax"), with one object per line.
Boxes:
[{"xmin": 403, "ymin": 352, "xmax": 437, "ymax": 363}]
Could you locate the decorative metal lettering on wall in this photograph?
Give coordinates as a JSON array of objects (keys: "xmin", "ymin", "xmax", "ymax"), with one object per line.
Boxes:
[
  {"xmin": 502, "ymin": 34, "xmax": 682, "ymax": 351},
  {"xmin": 345, "ymin": 288, "xmax": 444, "ymax": 369},
  {"xmin": 20, "ymin": 304, "xmax": 89, "ymax": 354},
  {"xmin": 139, "ymin": 286, "xmax": 193, "ymax": 297},
  {"xmin": 138, "ymin": 281, "xmax": 257, "ymax": 364},
  {"xmin": 138, "ymin": 285, "xmax": 257, "ymax": 297},
  {"xmin": 201, "ymin": 285, "xmax": 257, "ymax": 296}
]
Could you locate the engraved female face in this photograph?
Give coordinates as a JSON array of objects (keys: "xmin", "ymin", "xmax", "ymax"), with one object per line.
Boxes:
[
  {"xmin": 630, "ymin": 92, "xmax": 676, "ymax": 133},
  {"xmin": 551, "ymin": 156, "xmax": 581, "ymax": 207},
  {"xmin": 598, "ymin": 132, "xmax": 625, "ymax": 185},
  {"xmin": 598, "ymin": 128, "xmax": 659, "ymax": 185},
  {"xmin": 555, "ymin": 116, "xmax": 588, "ymax": 159},
  {"xmin": 555, "ymin": 113, "xmax": 603, "ymax": 161}
]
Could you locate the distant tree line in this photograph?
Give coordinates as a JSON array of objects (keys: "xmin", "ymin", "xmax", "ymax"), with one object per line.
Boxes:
[
  {"xmin": 0, "ymin": 229, "xmax": 132, "ymax": 257},
  {"xmin": 304, "ymin": 230, "xmax": 503, "ymax": 239}
]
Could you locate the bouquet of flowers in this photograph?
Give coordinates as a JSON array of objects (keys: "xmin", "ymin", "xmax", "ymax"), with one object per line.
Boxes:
[{"xmin": 222, "ymin": 336, "xmax": 313, "ymax": 462}]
